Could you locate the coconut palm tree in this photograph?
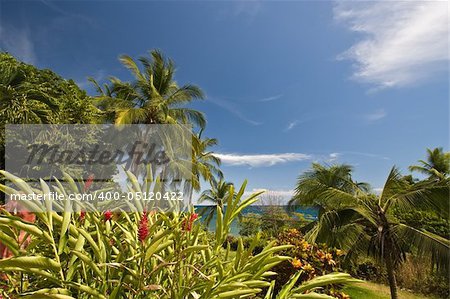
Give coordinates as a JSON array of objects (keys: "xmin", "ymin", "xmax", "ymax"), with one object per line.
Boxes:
[
  {"xmin": 409, "ymin": 147, "xmax": 450, "ymax": 180},
  {"xmin": 289, "ymin": 163, "xmax": 370, "ymax": 216},
  {"xmin": 190, "ymin": 129, "xmax": 223, "ymax": 191},
  {"xmin": 90, "ymin": 50, "xmax": 206, "ymax": 128},
  {"xmin": 299, "ymin": 166, "xmax": 449, "ymax": 299},
  {"xmin": 90, "ymin": 50, "xmax": 208, "ymax": 193},
  {"xmin": 198, "ymin": 178, "xmax": 233, "ymax": 226}
]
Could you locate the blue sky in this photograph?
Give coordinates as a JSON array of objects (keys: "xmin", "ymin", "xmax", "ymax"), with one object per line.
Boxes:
[{"xmin": 1, "ymin": 1, "xmax": 448, "ymax": 200}]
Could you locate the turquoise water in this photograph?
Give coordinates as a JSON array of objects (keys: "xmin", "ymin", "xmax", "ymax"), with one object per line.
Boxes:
[{"xmin": 194, "ymin": 205, "xmax": 318, "ymax": 235}]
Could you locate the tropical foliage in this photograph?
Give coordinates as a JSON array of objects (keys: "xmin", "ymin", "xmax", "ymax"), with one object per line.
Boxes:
[
  {"xmin": 291, "ymin": 163, "xmax": 450, "ymax": 299},
  {"xmin": 90, "ymin": 50, "xmax": 205, "ymax": 128},
  {"xmin": 198, "ymin": 177, "xmax": 233, "ymax": 226},
  {"xmin": 0, "ymin": 53, "xmax": 100, "ymax": 126},
  {"xmin": 409, "ymin": 147, "xmax": 450, "ymax": 180},
  {"xmin": 271, "ymin": 228, "xmax": 347, "ymax": 298},
  {"xmin": 0, "ymin": 170, "xmax": 356, "ymax": 298}
]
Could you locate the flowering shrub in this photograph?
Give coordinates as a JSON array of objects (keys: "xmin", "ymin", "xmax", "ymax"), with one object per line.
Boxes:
[
  {"xmin": 0, "ymin": 170, "xmax": 357, "ymax": 298},
  {"xmin": 271, "ymin": 228, "xmax": 348, "ymax": 298}
]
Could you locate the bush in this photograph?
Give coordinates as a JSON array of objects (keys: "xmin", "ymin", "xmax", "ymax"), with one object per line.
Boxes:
[
  {"xmin": 396, "ymin": 255, "xmax": 449, "ymax": 298},
  {"xmin": 238, "ymin": 213, "xmax": 262, "ymax": 236},
  {"xmin": 348, "ymin": 255, "xmax": 450, "ymax": 298},
  {"xmin": 394, "ymin": 209, "xmax": 449, "ymax": 238},
  {"xmin": 271, "ymin": 228, "xmax": 347, "ymax": 297}
]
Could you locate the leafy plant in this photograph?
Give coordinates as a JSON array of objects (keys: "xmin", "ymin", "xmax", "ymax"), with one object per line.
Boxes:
[
  {"xmin": 293, "ymin": 164, "xmax": 450, "ymax": 299},
  {"xmin": 0, "ymin": 170, "xmax": 356, "ymax": 298}
]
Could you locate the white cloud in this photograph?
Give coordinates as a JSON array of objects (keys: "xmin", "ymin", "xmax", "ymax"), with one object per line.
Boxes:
[
  {"xmin": 364, "ymin": 109, "xmax": 387, "ymax": 122},
  {"xmin": 258, "ymin": 94, "xmax": 283, "ymax": 102},
  {"xmin": 0, "ymin": 25, "xmax": 36, "ymax": 64},
  {"xmin": 335, "ymin": 1, "xmax": 449, "ymax": 89},
  {"xmin": 341, "ymin": 151, "xmax": 390, "ymax": 160},
  {"xmin": 209, "ymin": 97, "xmax": 262, "ymax": 126},
  {"xmin": 216, "ymin": 152, "xmax": 311, "ymax": 167},
  {"xmin": 328, "ymin": 152, "xmax": 340, "ymax": 162},
  {"xmin": 285, "ymin": 120, "xmax": 299, "ymax": 131}
]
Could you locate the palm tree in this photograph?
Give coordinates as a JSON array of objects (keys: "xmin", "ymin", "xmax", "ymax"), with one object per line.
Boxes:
[
  {"xmin": 289, "ymin": 163, "xmax": 370, "ymax": 216},
  {"xmin": 298, "ymin": 166, "xmax": 449, "ymax": 299},
  {"xmin": 0, "ymin": 67, "xmax": 57, "ymax": 125},
  {"xmin": 91, "ymin": 50, "xmax": 208, "ymax": 193},
  {"xmin": 91, "ymin": 50, "xmax": 206, "ymax": 127},
  {"xmin": 409, "ymin": 147, "xmax": 450, "ymax": 180},
  {"xmin": 198, "ymin": 178, "xmax": 233, "ymax": 226},
  {"xmin": 190, "ymin": 129, "xmax": 223, "ymax": 192}
]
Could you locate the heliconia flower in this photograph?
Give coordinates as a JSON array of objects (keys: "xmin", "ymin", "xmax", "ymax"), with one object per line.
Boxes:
[
  {"xmin": 79, "ymin": 210, "xmax": 86, "ymax": 221},
  {"xmin": 138, "ymin": 211, "xmax": 149, "ymax": 242},
  {"xmin": 104, "ymin": 210, "xmax": 113, "ymax": 221},
  {"xmin": 190, "ymin": 213, "xmax": 199, "ymax": 221},
  {"xmin": 182, "ymin": 213, "xmax": 199, "ymax": 232},
  {"xmin": 83, "ymin": 174, "xmax": 95, "ymax": 192}
]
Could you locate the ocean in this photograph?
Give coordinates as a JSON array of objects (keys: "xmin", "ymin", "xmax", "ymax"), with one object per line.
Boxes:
[{"xmin": 194, "ymin": 205, "xmax": 318, "ymax": 235}]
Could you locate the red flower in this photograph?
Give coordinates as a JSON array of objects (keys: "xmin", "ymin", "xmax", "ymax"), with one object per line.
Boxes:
[
  {"xmin": 83, "ymin": 174, "xmax": 95, "ymax": 192},
  {"xmin": 182, "ymin": 213, "xmax": 199, "ymax": 232},
  {"xmin": 190, "ymin": 213, "xmax": 199, "ymax": 221},
  {"xmin": 104, "ymin": 210, "xmax": 113, "ymax": 221},
  {"xmin": 138, "ymin": 211, "xmax": 149, "ymax": 242},
  {"xmin": 79, "ymin": 210, "xmax": 86, "ymax": 221}
]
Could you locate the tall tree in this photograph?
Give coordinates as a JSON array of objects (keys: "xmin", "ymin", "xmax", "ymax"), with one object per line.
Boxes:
[
  {"xmin": 409, "ymin": 147, "xmax": 450, "ymax": 180},
  {"xmin": 295, "ymin": 164, "xmax": 449, "ymax": 299},
  {"xmin": 190, "ymin": 129, "xmax": 223, "ymax": 192},
  {"xmin": 91, "ymin": 50, "xmax": 206, "ymax": 127},
  {"xmin": 289, "ymin": 163, "xmax": 369, "ymax": 216},
  {"xmin": 198, "ymin": 178, "xmax": 233, "ymax": 226}
]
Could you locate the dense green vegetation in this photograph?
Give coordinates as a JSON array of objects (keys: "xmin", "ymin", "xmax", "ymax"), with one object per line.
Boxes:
[
  {"xmin": 0, "ymin": 52, "xmax": 448, "ymax": 299},
  {"xmin": 289, "ymin": 148, "xmax": 450, "ymax": 299}
]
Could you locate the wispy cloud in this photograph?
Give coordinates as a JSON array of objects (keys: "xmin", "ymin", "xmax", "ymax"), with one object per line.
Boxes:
[
  {"xmin": 364, "ymin": 109, "xmax": 387, "ymax": 122},
  {"xmin": 0, "ymin": 25, "xmax": 36, "ymax": 64},
  {"xmin": 328, "ymin": 152, "xmax": 340, "ymax": 162},
  {"xmin": 40, "ymin": 0, "xmax": 94, "ymax": 24},
  {"xmin": 209, "ymin": 97, "xmax": 262, "ymax": 126},
  {"xmin": 233, "ymin": 0, "xmax": 263, "ymax": 18},
  {"xmin": 216, "ymin": 152, "xmax": 311, "ymax": 167},
  {"xmin": 284, "ymin": 120, "xmax": 299, "ymax": 131},
  {"xmin": 335, "ymin": 1, "xmax": 449, "ymax": 89},
  {"xmin": 340, "ymin": 151, "xmax": 390, "ymax": 161},
  {"xmin": 258, "ymin": 94, "xmax": 283, "ymax": 102}
]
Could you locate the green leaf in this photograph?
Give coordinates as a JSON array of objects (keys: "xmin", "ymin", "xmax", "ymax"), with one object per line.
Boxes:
[
  {"xmin": 72, "ymin": 250, "xmax": 103, "ymax": 278},
  {"xmin": 0, "ymin": 256, "xmax": 60, "ymax": 272}
]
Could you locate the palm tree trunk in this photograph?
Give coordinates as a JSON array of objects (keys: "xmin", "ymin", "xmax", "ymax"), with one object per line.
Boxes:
[{"xmin": 385, "ymin": 254, "xmax": 399, "ymax": 299}]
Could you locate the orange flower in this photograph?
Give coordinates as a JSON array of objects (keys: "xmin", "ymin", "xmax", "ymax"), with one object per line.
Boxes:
[
  {"xmin": 317, "ymin": 250, "xmax": 325, "ymax": 260},
  {"xmin": 291, "ymin": 258, "xmax": 303, "ymax": 269},
  {"xmin": 302, "ymin": 263, "xmax": 315, "ymax": 273}
]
